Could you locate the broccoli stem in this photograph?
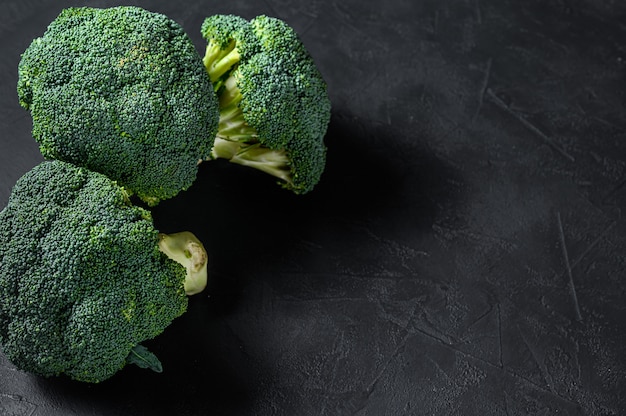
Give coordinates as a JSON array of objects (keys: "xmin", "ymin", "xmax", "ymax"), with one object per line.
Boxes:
[
  {"xmin": 203, "ymin": 40, "xmax": 241, "ymax": 83},
  {"xmin": 215, "ymin": 76, "xmax": 258, "ymax": 142},
  {"xmin": 158, "ymin": 232, "xmax": 208, "ymax": 296},
  {"xmin": 202, "ymin": 41, "xmax": 226, "ymax": 70},
  {"xmin": 217, "ymin": 107, "xmax": 258, "ymax": 142},
  {"xmin": 209, "ymin": 73, "xmax": 293, "ymax": 184},
  {"xmin": 211, "ymin": 138, "xmax": 293, "ymax": 184},
  {"xmin": 218, "ymin": 75, "xmax": 241, "ymax": 108}
]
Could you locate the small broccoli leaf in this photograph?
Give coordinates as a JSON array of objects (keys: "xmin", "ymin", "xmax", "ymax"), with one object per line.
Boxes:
[{"xmin": 126, "ymin": 344, "xmax": 163, "ymax": 373}]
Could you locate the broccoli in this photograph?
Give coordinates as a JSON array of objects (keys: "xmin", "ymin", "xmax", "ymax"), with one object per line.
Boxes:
[
  {"xmin": 0, "ymin": 160, "xmax": 208, "ymax": 383},
  {"xmin": 17, "ymin": 6, "xmax": 219, "ymax": 206},
  {"xmin": 201, "ymin": 14, "xmax": 331, "ymax": 194},
  {"xmin": 158, "ymin": 231, "xmax": 208, "ymax": 296}
]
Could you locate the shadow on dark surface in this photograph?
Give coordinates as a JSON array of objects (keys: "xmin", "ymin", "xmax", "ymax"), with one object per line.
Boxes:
[
  {"xmin": 149, "ymin": 110, "xmax": 464, "ymax": 313},
  {"xmin": 318, "ymin": 111, "xmax": 464, "ymax": 231}
]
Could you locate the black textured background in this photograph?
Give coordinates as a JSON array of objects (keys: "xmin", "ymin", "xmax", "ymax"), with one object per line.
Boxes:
[{"xmin": 1, "ymin": 1, "xmax": 626, "ymax": 415}]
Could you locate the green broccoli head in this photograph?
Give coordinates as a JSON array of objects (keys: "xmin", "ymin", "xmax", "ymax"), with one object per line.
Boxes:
[
  {"xmin": 0, "ymin": 161, "xmax": 207, "ymax": 383},
  {"xmin": 201, "ymin": 14, "xmax": 331, "ymax": 194},
  {"xmin": 17, "ymin": 6, "xmax": 219, "ymax": 206}
]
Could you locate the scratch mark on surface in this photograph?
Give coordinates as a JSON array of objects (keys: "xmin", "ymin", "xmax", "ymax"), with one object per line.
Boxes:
[
  {"xmin": 569, "ymin": 220, "xmax": 616, "ymax": 271},
  {"xmin": 0, "ymin": 393, "xmax": 38, "ymax": 416},
  {"xmin": 486, "ymin": 89, "xmax": 575, "ymax": 162},
  {"xmin": 508, "ymin": 368, "xmax": 580, "ymax": 407},
  {"xmin": 602, "ymin": 179, "xmax": 626, "ymax": 205},
  {"xmin": 474, "ymin": 0, "xmax": 483, "ymax": 24},
  {"xmin": 412, "ymin": 326, "xmax": 581, "ymax": 408},
  {"xmin": 319, "ymin": 331, "xmax": 348, "ymax": 416},
  {"xmin": 425, "ymin": 356, "xmax": 456, "ymax": 384},
  {"xmin": 413, "ymin": 325, "xmax": 454, "ymax": 346},
  {"xmin": 404, "ymin": 326, "xmax": 578, "ymax": 407},
  {"xmin": 591, "ymin": 115, "xmax": 624, "ymax": 130},
  {"xmin": 365, "ymin": 328, "xmax": 411, "ymax": 398},
  {"xmin": 557, "ymin": 212, "xmax": 583, "ymax": 322},
  {"xmin": 361, "ymin": 302, "xmax": 420, "ymax": 407},
  {"xmin": 516, "ymin": 323, "xmax": 556, "ymax": 393},
  {"xmin": 503, "ymin": 390, "xmax": 512, "ymax": 416},
  {"xmin": 467, "ymin": 304, "xmax": 495, "ymax": 331},
  {"xmin": 472, "ymin": 58, "xmax": 493, "ymax": 122},
  {"xmin": 459, "ymin": 303, "xmax": 495, "ymax": 343},
  {"xmin": 497, "ymin": 303, "xmax": 504, "ymax": 369}
]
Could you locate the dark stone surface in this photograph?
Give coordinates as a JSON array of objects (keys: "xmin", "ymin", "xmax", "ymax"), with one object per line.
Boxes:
[{"xmin": 1, "ymin": 1, "xmax": 625, "ymax": 415}]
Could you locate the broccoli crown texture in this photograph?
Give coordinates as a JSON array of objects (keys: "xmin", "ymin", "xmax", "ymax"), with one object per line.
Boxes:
[
  {"xmin": 0, "ymin": 161, "xmax": 188, "ymax": 383},
  {"xmin": 17, "ymin": 6, "xmax": 219, "ymax": 206},
  {"xmin": 201, "ymin": 14, "xmax": 331, "ymax": 194}
]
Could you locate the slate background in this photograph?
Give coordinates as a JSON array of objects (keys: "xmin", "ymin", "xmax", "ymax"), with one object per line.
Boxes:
[{"xmin": 1, "ymin": 0, "xmax": 626, "ymax": 415}]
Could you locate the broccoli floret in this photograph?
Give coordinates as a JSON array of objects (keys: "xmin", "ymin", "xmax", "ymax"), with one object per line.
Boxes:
[
  {"xmin": 202, "ymin": 14, "xmax": 259, "ymax": 89},
  {"xmin": 17, "ymin": 6, "xmax": 219, "ymax": 206},
  {"xmin": 201, "ymin": 14, "xmax": 331, "ymax": 194},
  {"xmin": 0, "ymin": 160, "xmax": 208, "ymax": 383}
]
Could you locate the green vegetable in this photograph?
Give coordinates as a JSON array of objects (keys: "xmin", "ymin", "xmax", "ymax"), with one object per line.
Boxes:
[
  {"xmin": 126, "ymin": 344, "xmax": 163, "ymax": 373},
  {"xmin": 17, "ymin": 6, "xmax": 219, "ymax": 206},
  {"xmin": 158, "ymin": 232, "xmax": 208, "ymax": 296},
  {"xmin": 201, "ymin": 14, "xmax": 331, "ymax": 194},
  {"xmin": 0, "ymin": 161, "xmax": 208, "ymax": 383},
  {"xmin": 2, "ymin": 6, "xmax": 333, "ymax": 384}
]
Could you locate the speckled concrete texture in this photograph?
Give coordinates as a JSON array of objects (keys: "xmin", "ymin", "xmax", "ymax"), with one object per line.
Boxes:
[{"xmin": 1, "ymin": 1, "xmax": 625, "ymax": 415}]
